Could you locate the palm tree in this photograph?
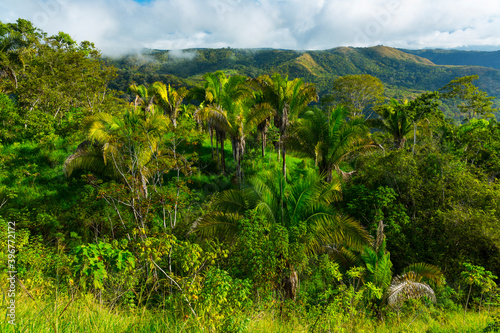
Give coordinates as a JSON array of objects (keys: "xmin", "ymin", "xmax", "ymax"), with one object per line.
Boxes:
[
  {"xmin": 64, "ymin": 109, "xmax": 169, "ymax": 200},
  {"xmin": 289, "ymin": 106, "xmax": 375, "ymax": 182},
  {"xmin": 253, "ymin": 74, "xmax": 318, "ymax": 176},
  {"xmin": 152, "ymin": 82, "xmax": 188, "ymax": 128},
  {"xmin": 128, "ymin": 83, "xmax": 156, "ymax": 114},
  {"xmin": 248, "ymin": 86, "xmax": 273, "ymax": 157},
  {"xmin": 193, "ymin": 71, "xmax": 254, "ymax": 176},
  {"xmin": 370, "ymin": 99, "xmax": 413, "ymax": 149},
  {"xmin": 195, "ymin": 99, "xmax": 272, "ymax": 184},
  {"xmin": 193, "ymin": 170, "xmax": 372, "ymax": 298}
]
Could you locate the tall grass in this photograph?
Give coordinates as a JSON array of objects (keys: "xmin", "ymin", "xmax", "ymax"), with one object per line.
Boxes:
[{"xmin": 2, "ymin": 292, "xmax": 496, "ymax": 333}]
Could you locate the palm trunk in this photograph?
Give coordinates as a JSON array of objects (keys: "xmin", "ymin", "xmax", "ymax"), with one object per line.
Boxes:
[
  {"xmin": 326, "ymin": 167, "xmax": 333, "ymax": 183},
  {"xmin": 282, "ymin": 267, "xmax": 299, "ymax": 300},
  {"xmin": 412, "ymin": 121, "xmax": 416, "ymax": 155},
  {"xmin": 209, "ymin": 127, "xmax": 214, "ymax": 159},
  {"xmin": 319, "ymin": 163, "xmax": 333, "ymax": 183},
  {"xmin": 282, "ymin": 144, "xmax": 286, "ymax": 178},
  {"xmin": 215, "ymin": 131, "xmax": 220, "ymax": 170},
  {"xmin": 261, "ymin": 130, "xmax": 266, "ymax": 157},
  {"xmin": 220, "ymin": 135, "xmax": 226, "ymax": 174},
  {"xmin": 236, "ymin": 145, "xmax": 242, "ymax": 185},
  {"xmin": 258, "ymin": 119, "xmax": 268, "ymax": 157}
]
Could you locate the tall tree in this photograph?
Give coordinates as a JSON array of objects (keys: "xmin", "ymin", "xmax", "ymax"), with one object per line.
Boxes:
[
  {"xmin": 0, "ymin": 19, "xmax": 42, "ymax": 91},
  {"xmin": 332, "ymin": 74, "xmax": 384, "ymax": 118},
  {"xmin": 152, "ymin": 82, "xmax": 187, "ymax": 128},
  {"xmin": 248, "ymin": 83, "xmax": 273, "ymax": 157},
  {"xmin": 64, "ymin": 109, "xmax": 173, "ymax": 232},
  {"xmin": 370, "ymin": 99, "xmax": 413, "ymax": 149},
  {"xmin": 193, "ymin": 71, "xmax": 253, "ymax": 175},
  {"xmin": 370, "ymin": 93, "xmax": 441, "ymax": 152},
  {"xmin": 128, "ymin": 83, "xmax": 156, "ymax": 114},
  {"xmin": 254, "ymin": 73, "xmax": 317, "ymax": 177},
  {"xmin": 440, "ymin": 75, "xmax": 497, "ymax": 121},
  {"xmin": 0, "ymin": 20, "xmax": 119, "ymax": 137},
  {"xmin": 195, "ymin": 98, "xmax": 271, "ymax": 184},
  {"xmin": 65, "ymin": 110, "xmax": 169, "ymax": 199}
]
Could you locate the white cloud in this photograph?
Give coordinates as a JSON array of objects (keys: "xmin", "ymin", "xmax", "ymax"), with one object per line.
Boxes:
[{"xmin": 0, "ymin": 0, "xmax": 499, "ymax": 55}]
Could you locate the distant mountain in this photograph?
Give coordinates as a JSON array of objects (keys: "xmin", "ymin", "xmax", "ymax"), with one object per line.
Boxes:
[
  {"xmin": 401, "ymin": 49, "xmax": 500, "ymax": 70},
  {"xmin": 106, "ymin": 46, "xmax": 500, "ymax": 101}
]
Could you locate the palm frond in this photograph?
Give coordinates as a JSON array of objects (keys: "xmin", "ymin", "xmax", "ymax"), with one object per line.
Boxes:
[
  {"xmin": 387, "ymin": 273, "xmax": 436, "ymax": 307},
  {"xmin": 329, "ymin": 246, "xmax": 363, "ymax": 272},
  {"xmin": 64, "ymin": 141, "xmax": 116, "ymax": 178},
  {"xmin": 191, "ymin": 212, "xmax": 242, "ymax": 241},
  {"xmin": 305, "ymin": 212, "xmax": 372, "ymax": 253},
  {"xmin": 401, "ymin": 263, "xmax": 444, "ymax": 285}
]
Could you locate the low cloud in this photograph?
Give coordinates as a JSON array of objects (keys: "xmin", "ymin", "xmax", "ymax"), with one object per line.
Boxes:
[
  {"xmin": 1, "ymin": 0, "xmax": 499, "ymax": 56},
  {"xmin": 168, "ymin": 49, "xmax": 198, "ymax": 60}
]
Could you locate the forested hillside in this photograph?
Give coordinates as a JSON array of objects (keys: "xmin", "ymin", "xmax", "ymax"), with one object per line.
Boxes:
[
  {"xmin": 106, "ymin": 46, "xmax": 500, "ymax": 102},
  {"xmin": 403, "ymin": 48, "xmax": 500, "ymax": 71},
  {"xmin": 0, "ymin": 19, "xmax": 499, "ymax": 332}
]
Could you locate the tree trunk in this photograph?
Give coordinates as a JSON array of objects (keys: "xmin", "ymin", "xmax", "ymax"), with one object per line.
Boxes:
[
  {"xmin": 220, "ymin": 135, "xmax": 226, "ymax": 174},
  {"xmin": 209, "ymin": 127, "xmax": 214, "ymax": 160},
  {"xmin": 261, "ymin": 130, "xmax": 266, "ymax": 157},
  {"xmin": 282, "ymin": 144, "xmax": 286, "ymax": 177},
  {"xmin": 215, "ymin": 132, "xmax": 220, "ymax": 169},
  {"xmin": 258, "ymin": 119, "xmax": 268, "ymax": 157},
  {"xmin": 282, "ymin": 269, "xmax": 299, "ymax": 300},
  {"xmin": 396, "ymin": 136, "xmax": 406, "ymax": 149},
  {"xmin": 236, "ymin": 146, "xmax": 242, "ymax": 185},
  {"xmin": 319, "ymin": 163, "xmax": 332, "ymax": 183},
  {"xmin": 326, "ymin": 167, "xmax": 333, "ymax": 183},
  {"xmin": 412, "ymin": 121, "xmax": 416, "ymax": 155}
]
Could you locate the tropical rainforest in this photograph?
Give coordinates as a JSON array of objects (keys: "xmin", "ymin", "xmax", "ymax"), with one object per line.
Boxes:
[{"xmin": 0, "ymin": 18, "xmax": 499, "ymax": 332}]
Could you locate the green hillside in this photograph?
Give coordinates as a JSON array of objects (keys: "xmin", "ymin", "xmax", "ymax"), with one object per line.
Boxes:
[
  {"xmin": 106, "ymin": 46, "xmax": 500, "ymax": 101},
  {"xmin": 403, "ymin": 48, "xmax": 500, "ymax": 70}
]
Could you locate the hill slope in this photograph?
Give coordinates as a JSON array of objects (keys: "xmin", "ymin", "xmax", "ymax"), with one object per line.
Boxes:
[
  {"xmin": 106, "ymin": 46, "xmax": 500, "ymax": 100},
  {"xmin": 402, "ymin": 48, "xmax": 500, "ymax": 70}
]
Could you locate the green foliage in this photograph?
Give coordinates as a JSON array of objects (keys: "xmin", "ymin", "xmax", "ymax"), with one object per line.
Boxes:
[
  {"xmin": 343, "ymin": 184, "xmax": 410, "ymax": 269},
  {"xmin": 2, "ymin": 18, "xmax": 500, "ymax": 331},
  {"xmin": 351, "ymin": 147, "xmax": 500, "ymax": 280},
  {"xmin": 362, "ymin": 241, "xmax": 393, "ymax": 294},
  {"xmin": 461, "ymin": 263, "xmax": 498, "ymax": 311},
  {"xmin": 483, "ymin": 313, "xmax": 500, "ymax": 333},
  {"xmin": 229, "ymin": 209, "xmax": 288, "ymax": 293},
  {"xmin": 440, "ymin": 75, "xmax": 497, "ymax": 121},
  {"xmin": 289, "ymin": 106, "xmax": 374, "ymax": 181},
  {"xmin": 198, "ymin": 267, "xmax": 252, "ymax": 331},
  {"xmin": 371, "ymin": 98, "xmax": 414, "ymax": 148},
  {"xmin": 250, "ymin": 72, "xmax": 318, "ymax": 176},
  {"xmin": 72, "ymin": 240, "xmax": 135, "ymax": 292},
  {"xmin": 451, "ymin": 118, "xmax": 500, "ymax": 179},
  {"xmin": 331, "ymin": 74, "xmax": 385, "ymax": 117}
]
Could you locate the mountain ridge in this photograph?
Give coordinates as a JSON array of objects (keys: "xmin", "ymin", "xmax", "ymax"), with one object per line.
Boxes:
[{"xmin": 106, "ymin": 46, "xmax": 500, "ymax": 103}]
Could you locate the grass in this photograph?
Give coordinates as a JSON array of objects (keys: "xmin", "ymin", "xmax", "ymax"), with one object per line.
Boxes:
[{"xmin": 2, "ymin": 291, "xmax": 497, "ymax": 333}]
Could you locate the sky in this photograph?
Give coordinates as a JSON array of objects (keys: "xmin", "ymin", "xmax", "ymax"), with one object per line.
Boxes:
[{"xmin": 1, "ymin": 0, "xmax": 500, "ymax": 56}]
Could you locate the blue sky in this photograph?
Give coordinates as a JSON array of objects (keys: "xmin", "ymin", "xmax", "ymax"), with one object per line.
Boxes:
[{"xmin": 1, "ymin": 0, "xmax": 499, "ymax": 56}]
